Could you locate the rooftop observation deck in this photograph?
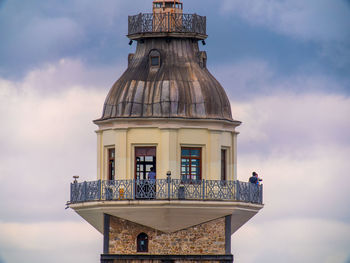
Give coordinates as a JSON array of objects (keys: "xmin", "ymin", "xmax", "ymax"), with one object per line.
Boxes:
[
  {"xmin": 69, "ymin": 179, "xmax": 263, "ymax": 205},
  {"xmin": 127, "ymin": 13, "xmax": 207, "ymax": 40}
]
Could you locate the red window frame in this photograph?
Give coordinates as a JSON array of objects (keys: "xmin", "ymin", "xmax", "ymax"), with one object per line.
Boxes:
[
  {"xmin": 181, "ymin": 147, "xmax": 202, "ymax": 182},
  {"xmin": 135, "ymin": 147, "xmax": 156, "ymax": 180},
  {"xmin": 221, "ymin": 149, "xmax": 227, "ymax": 181},
  {"xmin": 108, "ymin": 148, "xmax": 115, "ymax": 181}
]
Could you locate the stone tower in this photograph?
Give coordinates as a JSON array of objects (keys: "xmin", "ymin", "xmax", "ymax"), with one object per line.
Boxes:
[{"xmin": 68, "ymin": 1, "xmax": 264, "ymax": 262}]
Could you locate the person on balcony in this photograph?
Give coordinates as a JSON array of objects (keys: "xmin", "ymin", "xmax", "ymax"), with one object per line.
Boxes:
[
  {"xmin": 148, "ymin": 167, "xmax": 156, "ymax": 181},
  {"xmin": 148, "ymin": 167, "xmax": 156, "ymax": 199},
  {"xmin": 249, "ymin": 172, "xmax": 262, "ymax": 185}
]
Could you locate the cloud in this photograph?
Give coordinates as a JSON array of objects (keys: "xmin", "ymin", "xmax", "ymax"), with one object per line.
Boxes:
[
  {"xmin": 0, "ymin": 221, "xmax": 102, "ymax": 263},
  {"xmin": 232, "ymin": 218, "xmax": 350, "ymax": 263},
  {"xmin": 231, "ymin": 93, "xmax": 350, "ymax": 154},
  {"xmin": 0, "ymin": 0, "xmax": 138, "ymax": 77},
  {"xmin": 220, "ymin": 0, "xmax": 350, "ymax": 43},
  {"xmin": 219, "ymin": 0, "xmax": 350, "ymax": 72},
  {"xmin": 0, "ymin": 55, "xmax": 349, "ymax": 262},
  {"xmin": 19, "ymin": 58, "xmax": 123, "ymax": 93},
  {"xmin": 0, "ymin": 59, "xmax": 107, "ymax": 222},
  {"xmin": 230, "ymin": 92, "xmax": 350, "ymax": 262},
  {"xmin": 214, "ymin": 60, "xmax": 347, "ymax": 99}
]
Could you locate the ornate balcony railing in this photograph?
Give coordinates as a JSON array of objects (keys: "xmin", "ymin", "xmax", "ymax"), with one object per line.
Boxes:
[
  {"xmin": 69, "ymin": 179, "xmax": 263, "ymax": 205},
  {"xmin": 128, "ymin": 13, "xmax": 207, "ymax": 36}
]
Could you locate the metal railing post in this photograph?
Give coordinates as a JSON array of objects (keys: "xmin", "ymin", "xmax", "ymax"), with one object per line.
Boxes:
[
  {"xmin": 97, "ymin": 180, "xmax": 101, "ymax": 200},
  {"xmin": 235, "ymin": 181, "xmax": 239, "ymax": 201},
  {"xmin": 168, "ymin": 13, "xmax": 171, "ymax": 32},
  {"xmin": 83, "ymin": 181, "xmax": 87, "ymax": 202},
  {"xmin": 132, "ymin": 179, "xmax": 135, "ymax": 200},
  {"xmin": 167, "ymin": 172, "xmax": 171, "ymax": 200},
  {"xmin": 70, "ymin": 183, "xmax": 73, "ymax": 202},
  {"xmin": 202, "ymin": 179, "xmax": 205, "ymax": 200}
]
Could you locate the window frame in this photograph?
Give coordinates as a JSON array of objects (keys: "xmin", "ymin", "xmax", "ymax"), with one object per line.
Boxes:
[
  {"xmin": 149, "ymin": 49, "xmax": 161, "ymax": 68},
  {"xmin": 221, "ymin": 149, "xmax": 227, "ymax": 182},
  {"xmin": 181, "ymin": 147, "xmax": 202, "ymax": 182},
  {"xmin": 134, "ymin": 146, "xmax": 157, "ymax": 180},
  {"xmin": 137, "ymin": 232, "xmax": 149, "ymax": 253},
  {"xmin": 150, "ymin": 56, "xmax": 160, "ymax": 67},
  {"xmin": 108, "ymin": 148, "xmax": 115, "ymax": 181}
]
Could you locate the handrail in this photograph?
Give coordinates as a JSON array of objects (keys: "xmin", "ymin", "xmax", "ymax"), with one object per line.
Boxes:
[
  {"xmin": 70, "ymin": 179, "xmax": 263, "ymax": 205},
  {"xmin": 128, "ymin": 13, "xmax": 207, "ymax": 36}
]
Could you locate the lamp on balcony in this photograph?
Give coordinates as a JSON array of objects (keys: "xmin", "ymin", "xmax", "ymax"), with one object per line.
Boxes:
[{"xmin": 73, "ymin": 175, "xmax": 79, "ymax": 183}]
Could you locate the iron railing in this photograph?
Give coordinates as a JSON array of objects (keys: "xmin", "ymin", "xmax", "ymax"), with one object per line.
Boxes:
[
  {"xmin": 128, "ymin": 13, "xmax": 206, "ymax": 36},
  {"xmin": 70, "ymin": 179, "xmax": 263, "ymax": 204}
]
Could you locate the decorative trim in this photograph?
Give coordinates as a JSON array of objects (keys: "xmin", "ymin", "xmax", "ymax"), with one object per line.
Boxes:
[{"xmin": 101, "ymin": 254, "xmax": 233, "ymax": 262}]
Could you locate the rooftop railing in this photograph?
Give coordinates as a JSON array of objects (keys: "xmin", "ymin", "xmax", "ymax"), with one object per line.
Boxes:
[
  {"xmin": 128, "ymin": 13, "xmax": 207, "ymax": 36},
  {"xmin": 69, "ymin": 179, "xmax": 263, "ymax": 205}
]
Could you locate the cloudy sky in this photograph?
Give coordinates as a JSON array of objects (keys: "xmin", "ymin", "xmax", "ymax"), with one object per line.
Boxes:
[{"xmin": 0, "ymin": 0, "xmax": 349, "ymax": 262}]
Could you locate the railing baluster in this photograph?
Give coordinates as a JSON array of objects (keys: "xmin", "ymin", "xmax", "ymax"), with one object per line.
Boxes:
[
  {"xmin": 202, "ymin": 179, "xmax": 205, "ymax": 200},
  {"xmin": 70, "ymin": 183, "xmax": 73, "ymax": 202},
  {"xmin": 82, "ymin": 181, "xmax": 86, "ymax": 202}
]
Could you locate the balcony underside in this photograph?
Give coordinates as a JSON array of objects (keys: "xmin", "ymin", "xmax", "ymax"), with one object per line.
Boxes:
[{"xmin": 70, "ymin": 200, "xmax": 263, "ymax": 234}]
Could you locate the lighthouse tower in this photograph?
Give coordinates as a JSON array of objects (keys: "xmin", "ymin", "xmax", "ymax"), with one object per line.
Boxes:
[{"xmin": 69, "ymin": 1, "xmax": 263, "ymax": 262}]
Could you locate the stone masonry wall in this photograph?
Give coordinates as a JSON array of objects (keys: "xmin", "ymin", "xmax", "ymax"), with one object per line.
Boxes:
[{"xmin": 109, "ymin": 216, "xmax": 226, "ymax": 255}]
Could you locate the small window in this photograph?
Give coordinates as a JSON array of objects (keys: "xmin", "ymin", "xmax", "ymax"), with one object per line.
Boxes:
[
  {"xmin": 165, "ymin": 2, "xmax": 174, "ymax": 8},
  {"xmin": 154, "ymin": 3, "xmax": 162, "ymax": 8},
  {"xmin": 108, "ymin": 148, "xmax": 115, "ymax": 180},
  {"xmin": 151, "ymin": 56, "xmax": 160, "ymax": 66},
  {"xmin": 181, "ymin": 147, "xmax": 201, "ymax": 182},
  {"xmin": 221, "ymin": 149, "xmax": 227, "ymax": 181},
  {"xmin": 149, "ymin": 50, "xmax": 161, "ymax": 68},
  {"xmin": 137, "ymin": 233, "xmax": 148, "ymax": 252}
]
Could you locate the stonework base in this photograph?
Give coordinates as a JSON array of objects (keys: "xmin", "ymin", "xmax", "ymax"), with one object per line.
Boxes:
[{"xmin": 109, "ymin": 216, "xmax": 226, "ymax": 255}]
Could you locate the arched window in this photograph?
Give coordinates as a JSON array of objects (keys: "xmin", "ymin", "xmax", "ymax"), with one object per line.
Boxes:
[
  {"xmin": 149, "ymin": 50, "xmax": 161, "ymax": 68},
  {"xmin": 137, "ymin": 233, "xmax": 148, "ymax": 252}
]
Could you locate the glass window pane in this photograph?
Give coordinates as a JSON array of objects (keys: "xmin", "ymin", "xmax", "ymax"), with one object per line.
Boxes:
[
  {"xmin": 191, "ymin": 159, "xmax": 200, "ymax": 166},
  {"xmin": 145, "ymin": 156, "xmax": 153, "ymax": 162},
  {"xmin": 191, "ymin": 149, "xmax": 200, "ymax": 157},
  {"xmin": 181, "ymin": 149, "xmax": 190, "ymax": 156},
  {"xmin": 151, "ymin": 56, "xmax": 160, "ymax": 66},
  {"xmin": 182, "ymin": 159, "xmax": 189, "ymax": 165}
]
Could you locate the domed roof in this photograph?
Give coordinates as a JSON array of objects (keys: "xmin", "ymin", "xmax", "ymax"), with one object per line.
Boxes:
[{"xmin": 96, "ymin": 38, "xmax": 234, "ymax": 123}]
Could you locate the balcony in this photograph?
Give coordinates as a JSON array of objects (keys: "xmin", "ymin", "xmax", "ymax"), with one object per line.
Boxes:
[
  {"xmin": 127, "ymin": 13, "xmax": 207, "ymax": 40},
  {"xmin": 69, "ymin": 179, "xmax": 263, "ymax": 205}
]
